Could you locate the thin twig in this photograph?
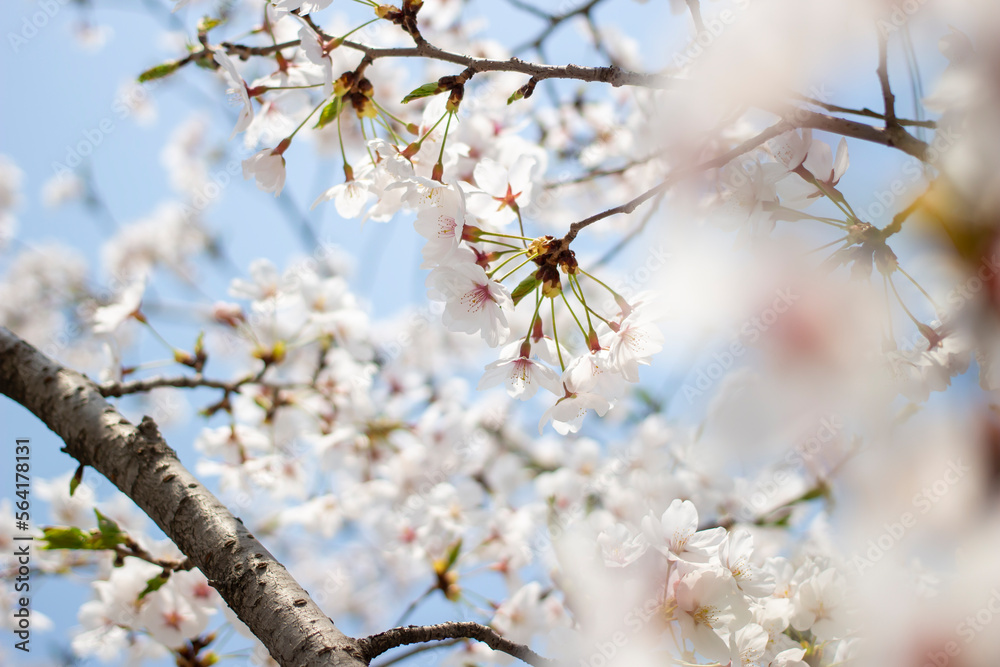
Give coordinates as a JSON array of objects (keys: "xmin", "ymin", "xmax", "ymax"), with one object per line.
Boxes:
[
  {"xmin": 685, "ymin": 0, "xmax": 706, "ymax": 33},
  {"xmin": 794, "ymin": 95, "xmax": 936, "ymax": 129},
  {"xmin": 876, "ymin": 28, "xmax": 897, "ymax": 128},
  {"xmin": 563, "ymin": 119, "xmax": 794, "ymax": 242},
  {"xmin": 205, "ymin": 35, "xmax": 669, "ymax": 89},
  {"xmin": 371, "ymin": 638, "xmax": 462, "ymax": 667},
  {"xmin": 359, "ymin": 622, "xmax": 554, "ymax": 667}
]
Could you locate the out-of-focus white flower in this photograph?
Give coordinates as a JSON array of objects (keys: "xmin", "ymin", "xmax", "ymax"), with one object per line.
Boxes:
[
  {"xmin": 214, "ymin": 51, "xmax": 254, "ymax": 141},
  {"xmin": 243, "ymin": 145, "xmax": 287, "ymax": 196},
  {"xmin": 790, "ymin": 568, "xmax": 848, "ymax": 641},
  {"xmin": 597, "ymin": 523, "xmax": 648, "ymax": 567},
  {"xmin": 93, "ymin": 276, "xmax": 147, "ymax": 334},
  {"xmin": 42, "ymin": 170, "xmax": 85, "ymax": 208},
  {"xmin": 491, "ymin": 582, "xmax": 548, "ymax": 644},
  {"xmin": 0, "ymin": 154, "xmax": 23, "ymax": 247}
]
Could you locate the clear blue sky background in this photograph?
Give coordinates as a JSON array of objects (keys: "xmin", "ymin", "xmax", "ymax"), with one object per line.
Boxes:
[{"xmin": 0, "ymin": 0, "xmax": 965, "ymax": 664}]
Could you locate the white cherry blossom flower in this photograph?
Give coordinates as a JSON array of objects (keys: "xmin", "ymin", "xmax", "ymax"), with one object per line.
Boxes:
[
  {"xmin": 641, "ymin": 498, "xmax": 725, "ymax": 563},
  {"xmin": 730, "ymin": 622, "xmax": 769, "ymax": 667},
  {"xmin": 213, "ymin": 51, "xmax": 254, "ymax": 141},
  {"xmin": 93, "ymin": 275, "xmax": 147, "ymax": 334},
  {"xmin": 675, "ymin": 566, "xmax": 751, "ymax": 663},
  {"xmin": 539, "ymin": 390, "xmax": 611, "ymax": 435},
  {"xmin": 597, "ymin": 523, "xmax": 648, "ymax": 567},
  {"xmin": 467, "ymin": 155, "xmax": 539, "ymax": 226},
  {"xmin": 412, "ymin": 183, "xmax": 468, "ymax": 269},
  {"xmin": 717, "ymin": 529, "xmax": 775, "ymax": 597},
  {"xmin": 790, "ymin": 567, "xmax": 849, "ymax": 641},
  {"xmin": 426, "ymin": 249, "xmax": 513, "ymax": 347},
  {"xmin": 243, "ymin": 145, "xmax": 288, "ymax": 196},
  {"xmin": 478, "ymin": 339, "xmax": 562, "ymax": 400}
]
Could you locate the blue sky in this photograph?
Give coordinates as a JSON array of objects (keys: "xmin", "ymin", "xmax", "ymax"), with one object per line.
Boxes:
[{"xmin": 0, "ymin": 0, "xmax": 969, "ymax": 664}]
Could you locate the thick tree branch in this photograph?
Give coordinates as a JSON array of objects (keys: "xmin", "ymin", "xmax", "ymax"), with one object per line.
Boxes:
[
  {"xmin": 359, "ymin": 622, "xmax": 554, "ymax": 667},
  {"xmin": 789, "ymin": 108, "xmax": 927, "ymax": 160},
  {"xmin": 0, "ymin": 327, "xmax": 367, "ymax": 667}
]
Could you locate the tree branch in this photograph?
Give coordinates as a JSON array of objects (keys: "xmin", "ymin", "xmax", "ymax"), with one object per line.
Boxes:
[
  {"xmin": 206, "ymin": 36, "xmax": 669, "ymax": 89},
  {"xmin": 359, "ymin": 622, "xmax": 555, "ymax": 667},
  {"xmin": 794, "ymin": 94, "xmax": 935, "ymax": 129},
  {"xmin": 0, "ymin": 327, "xmax": 367, "ymax": 667},
  {"xmin": 563, "ymin": 119, "xmax": 794, "ymax": 242},
  {"xmin": 685, "ymin": 0, "xmax": 706, "ymax": 33},
  {"xmin": 876, "ymin": 28, "xmax": 898, "ymax": 128}
]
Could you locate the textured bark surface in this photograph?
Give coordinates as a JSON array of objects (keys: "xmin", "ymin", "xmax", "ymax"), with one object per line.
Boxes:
[{"xmin": 0, "ymin": 327, "xmax": 367, "ymax": 667}]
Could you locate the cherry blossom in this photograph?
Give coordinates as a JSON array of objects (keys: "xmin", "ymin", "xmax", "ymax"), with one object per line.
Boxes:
[
  {"xmin": 426, "ymin": 249, "xmax": 514, "ymax": 347},
  {"xmin": 641, "ymin": 499, "xmax": 725, "ymax": 563},
  {"xmin": 213, "ymin": 51, "xmax": 254, "ymax": 141},
  {"xmin": 243, "ymin": 145, "xmax": 288, "ymax": 196},
  {"xmin": 478, "ymin": 339, "xmax": 562, "ymax": 400}
]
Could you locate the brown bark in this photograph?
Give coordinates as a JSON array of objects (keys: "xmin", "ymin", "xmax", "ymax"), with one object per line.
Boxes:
[{"xmin": 0, "ymin": 326, "xmax": 367, "ymax": 667}]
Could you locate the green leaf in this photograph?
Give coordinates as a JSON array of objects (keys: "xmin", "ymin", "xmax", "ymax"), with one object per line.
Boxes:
[
  {"xmin": 510, "ymin": 274, "xmax": 541, "ymax": 306},
  {"xmin": 69, "ymin": 464, "xmax": 84, "ymax": 497},
  {"xmin": 507, "ymin": 90, "xmax": 524, "ymax": 105},
  {"xmin": 138, "ymin": 573, "xmax": 170, "ymax": 600},
  {"xmin": 40, "ymin": 526, "xmax": 89, "ymax": 550},
  {"xmin": 93, "ymin": 509, "xmax": 127, "ymax": 549},
  {"xmin": 138, "ymin": 61, "xmax": 181, "ymax": 83},
  {"xmin": 314, "ymin": 97, "xmax": 344, "ymax": 130},
  {"xmin": 197, "ymin": 16, "xmax": 223, "ymax": 33},
  {"xmin": 444, "ymin": 539, "xmax": 462, "ymax": 570},
  {"xmin": 402, "ymin": 82, "xmax": 443, "ymax": 104}
]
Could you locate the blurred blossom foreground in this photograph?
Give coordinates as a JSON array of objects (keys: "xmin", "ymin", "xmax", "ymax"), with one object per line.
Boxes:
[{"xmin": 4, "ymin": 1, "xmax": 1000, "ymax": 666}]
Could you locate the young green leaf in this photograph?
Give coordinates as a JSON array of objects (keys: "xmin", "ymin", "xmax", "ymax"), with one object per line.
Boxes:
[
  {"xmin": 314, "ymin": 97, "xmax": 344, "ymax": 130},
  {"xmin": 137, "ymin": 61, "xmax": 181, "ymax": 83},
  {"xmin": 511, "ymin": 274, "xmax": 541, "ymax": 306},
  {"xmin": 402, "ymin": 82, "xmax": 443, "ymax": 104},
  {"xmin": 40, "ymin": 526, "xmax": 89, "ymax": 550},
  {"xmin": 138, "ymin": 573, "xmax": 170, "ymax": 600}
]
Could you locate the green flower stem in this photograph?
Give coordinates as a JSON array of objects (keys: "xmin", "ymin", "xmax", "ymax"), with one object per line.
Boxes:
[
  {"xmin": 551, "ymin": 299, "xmax": 565, "ymax": 372},
  {"xmin": 560, "ymin": 290, "xmax": 589, "ymax": 339}
]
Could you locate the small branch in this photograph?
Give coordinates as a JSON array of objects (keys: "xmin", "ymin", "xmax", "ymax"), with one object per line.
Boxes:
[
  {"xmin": 544, "ymin": 155, "xmax": 661, "ymax": 189},
  {"xmin": 563, "ymin": 120, "xmax": 793, "ymax": 242},
  {"xmin": 512, "ymin": 0, "xmax": 606, "ymax": 55},
  {"xmin": 794, "ymin": 95, "xmax": 936, "ymax": 129},
  {"xmin": 685, "ymin": 0, "xmax": 706, "ymax": 33},
  {"xmin": 359, "ymin": 622, "xmax": 554, "ymax": 667},
  {"xmin": 99, "ymin": 374, "xmax": 239, "ymax": 397},
  {"xmin": 190, "ymin": 35, "xmax": 668, "ymax": 89},
  {"xmin": 876, "ymin": 28, "xmax": 898, "ymax": 128},
  {"xmin": 371, "ymin": 638, "xmax": 462, "ymax": 667},
  {"xmin": 115, "ymin": 538, "xmax": 195, "ymax": 572}
]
